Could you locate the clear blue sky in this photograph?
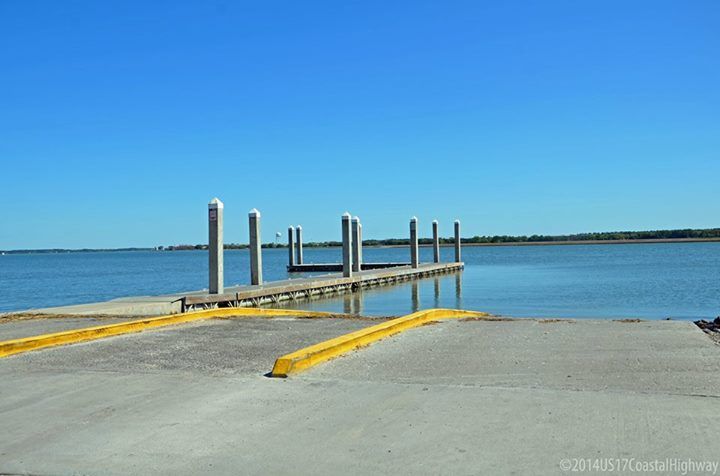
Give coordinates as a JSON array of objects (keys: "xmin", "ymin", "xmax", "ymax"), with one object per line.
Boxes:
[{"xmin": 1, "ymin": 1, "xmax": 718, "ymax": 249}]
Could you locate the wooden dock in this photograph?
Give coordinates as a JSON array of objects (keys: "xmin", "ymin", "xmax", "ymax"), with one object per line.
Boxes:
[{"xmin": 21, "ymin": 262, "xmax": 463, "ymax": 317}]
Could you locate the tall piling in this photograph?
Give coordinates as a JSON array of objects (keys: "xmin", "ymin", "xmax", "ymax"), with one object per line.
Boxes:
[
  {"xmin": 288, "ymin": 226, "xmax": 296, "ymax": 267},
  {"xmin": 352, "ymin": 216, "xmax": 362, "ymax": 272},
  {"xmin": 454, "ymin": 219, "xmax": 461, "ymax": 263},
  {"xmin": 432, "ymin": 219, "xmax": 440, "ymax": 263},
  {"xmin": 208, "ymin": 198, "xmax": 224, "ymax": 294},
  {"xmin": 410, "ymin": 216, "xmax": 419, "ymax": 268},
  {"xmin": 342, "ymin": 212, "xmax": 353, "ymax": 277},
  {"xmin": 249, "ymin": 209, "xmax": 263, "ymax": 285},
  {"xmin": 296, "ymin": 226, "xmax": 304, "ymax": 264}
]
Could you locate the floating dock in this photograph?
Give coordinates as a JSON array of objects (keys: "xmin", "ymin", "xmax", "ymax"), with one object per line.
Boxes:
[
  {"xmin": 287, "ymin": 262, "xmax": 409, "ymax": 272},
  {"xmin": 22, "ymin": 262, "xmax": 463, "ymax": 317}
]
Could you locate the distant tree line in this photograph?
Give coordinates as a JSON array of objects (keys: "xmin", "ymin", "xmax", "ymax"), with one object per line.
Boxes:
[
  {"xmin": 462, "ymin": 228, "xmax": 720, "ymax": 244},
  {"xmin": 164, "ymin": 243, "xmax": 293, "ymax": 251},
  {"xmin": 161, "ymin": 228, "xmax": 720, "ymax": 250},
  {"xmin": 163, "ymin": 242, "xmax": 343, "ymax": 251},
  {"xmin": 0, "ymin": 247, "xmax": 154, "ymax": 255},
  {"xmin": 4, "ymin": 228, "xmax": 718, "ymax": 254}
]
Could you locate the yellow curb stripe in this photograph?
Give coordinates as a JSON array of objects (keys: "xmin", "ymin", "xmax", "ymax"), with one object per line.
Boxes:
[
  {"xmin": 270, "ymin": 308, "xmax": 490, "ymax": 377},
  {"xmin": 0, "ymin": 307, "xmax": 355, "ymax": 358}
]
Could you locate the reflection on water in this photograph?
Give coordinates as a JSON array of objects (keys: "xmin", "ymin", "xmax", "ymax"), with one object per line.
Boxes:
[
  {"xmin": 273, "ymin": 269, "xmax": 466, "ymax": 317},
  {"xmin": 455, "ymin": 273, "xmax": 462, "ymax": 310},
  {"xmin": 411, "ymin": 281, "xmax": 420, "ymax": 313},
  {"xmin": 353, "ymin": 292, "xmax": 362, "ymax": 316},
  {"xmin": 341, "ymin": 291, "xmax": 365, "ymax": 315}
]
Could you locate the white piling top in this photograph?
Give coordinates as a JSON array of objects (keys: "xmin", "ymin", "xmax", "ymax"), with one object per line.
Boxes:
[
  {"xmin": 249, "ymin": 208, "xmax": 261, "ymax": 217},
  {"xmin": 208, "ymin": 197, "xmax": 224, "ymax": 208},
  {"xmin": 288, "ymin": 225, "xmax": 295, "ymax": 231},
  {"xmin": 410, "ymin": 216, "xmax": 418, "ymax": 222},
  {"xmin": 297, "ymin": 225, "xmax": 302, "ymax": 230},
  {"xmin": 352, "ymin": 216, "xmax": 360, "ymax": 223},
  {"xmin": 455, "ymin": 219, "xmax": 460, "ymax": 224},
  {"xmin": 432, "ymin": 219, "xmax": 438, "ymax": 224},
  {"xmin": 342, "ymin": 212, "xmax": 351, "ymax": 219}
]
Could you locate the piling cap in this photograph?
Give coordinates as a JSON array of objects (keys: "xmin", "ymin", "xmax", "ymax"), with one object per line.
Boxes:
[
  {"xmin": 454, "ymin": 219, "xmax": 460, "ymax": 224},
  {"xmin": 352, "ymin": 216, "xmax": 360, "ymax": 223},
  {"xmin": 208, "ymin": 197, "xmax": 224, "ymax": 209},
  {"xmin": 342, "ymin": 212, "xmax": 351, "ymax": 219},
  {"xmin": 410, "ymin": 216, "xmax": 417, "ymax": 222},
  {"xmin": 432, "ymin": 219, "xmax": 438, "ymax": 224},
  {"xmin": 297, "ymin": 225, "xmax": 302, "ymax": 230},
  {"xmin": 249, "ymin": 208, "xmax": 261, "ymax": 217},
  {"xmin": 288, "ymin": 225, "xmax": 295, "ymax": 231}
]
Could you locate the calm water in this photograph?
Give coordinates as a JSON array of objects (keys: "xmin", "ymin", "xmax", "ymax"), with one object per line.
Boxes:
[{"xmin": 1, "ymin": 243, "xmax": 719, "ymax": 319}]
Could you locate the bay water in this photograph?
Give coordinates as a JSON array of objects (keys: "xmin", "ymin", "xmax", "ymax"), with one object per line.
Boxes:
[{"xmin": 1, "ymin": 242, "xmax": 718, "ymax": 319}]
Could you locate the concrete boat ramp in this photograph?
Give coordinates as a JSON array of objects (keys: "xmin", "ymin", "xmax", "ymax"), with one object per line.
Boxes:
[
  {"xmin": 0, "ymin": 314, "xmax": 719, "ymax": 475},
  {"xmin": 23, "ymin": 262, "xmax": 463, "ymax": 317}
]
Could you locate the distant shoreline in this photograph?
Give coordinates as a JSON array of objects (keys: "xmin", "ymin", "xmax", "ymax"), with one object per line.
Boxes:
[
  {"xmin": 2, "ymin": 237, "xmax": 719, "ymax": 255},
  {"xmin": 419, "ymin": 237, "xmax": 720, "ymax": 248}
]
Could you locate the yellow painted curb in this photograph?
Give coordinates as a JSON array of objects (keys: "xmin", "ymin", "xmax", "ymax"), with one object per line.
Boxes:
[
  {"xmin": 0, "ymin": 307, "xmax": 355, "ymax": 359},
  {"xmin": 270, "ymin": 308, "xmax": 490, "ymax": 377}
]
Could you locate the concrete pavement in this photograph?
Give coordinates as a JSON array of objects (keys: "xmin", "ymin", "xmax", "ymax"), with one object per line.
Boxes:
[
  {"xmin": 0, "ymin": 316, "xmax": 134, "ymax": 341},
  {"xmin": 1, "ymin": 317, "xmax": 719, "ymax": 475},
  {"xmin": 310, "ymin": 318, "xmax": 720, "ymax": 394}
]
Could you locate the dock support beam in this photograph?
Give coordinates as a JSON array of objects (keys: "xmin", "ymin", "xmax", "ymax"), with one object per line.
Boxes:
[
  {"xmin": 410, "ymin": 216, "xmax": 419, "ymax": 268},
  {"xmin": 249, "ymin": 209, "xmax": 263, "ymax": 285},
  {"xmin": 208, "ymin": 198, "xmax": 224, "ymax": 294},
  {"xmin": 432, "ymin": 219, "xmax": 440, "ymax": 263},
  {"xmin": 352, "ymin": 216, "xmax": 362, "ymax": 272},
  {"xmin": 454, "ymin": 219, "xmax": 461, "ymax": 263},
  {"xmin": 288, "ymin": 226, "xmax": 296, "ymax": 267},
  {"xmin": 296, "ymin": 226, "xmax": 303, "ymax": 264},
  {"xmin": 342, "ymin": 212, "xmax": 353, "ymax": 277}
]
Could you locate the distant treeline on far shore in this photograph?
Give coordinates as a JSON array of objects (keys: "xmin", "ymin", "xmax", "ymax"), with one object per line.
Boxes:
[
  {"xmin": 3, "ymin": 228, "xmax": 719, "ymax": 254},
  {"xmin": 162, "ymin": 227, "xmax": 720, "ymax": 251}
]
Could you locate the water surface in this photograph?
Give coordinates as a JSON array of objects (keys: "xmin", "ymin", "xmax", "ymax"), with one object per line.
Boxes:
[{"xmin": 1, "ymin": 243, "xmax": 718, "ymax": 319}]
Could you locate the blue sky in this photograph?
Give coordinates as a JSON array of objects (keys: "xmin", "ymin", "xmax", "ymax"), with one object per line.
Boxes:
[{"xmin": 1, "ymin": 1, "xmax": 718, "ymax": 249}]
